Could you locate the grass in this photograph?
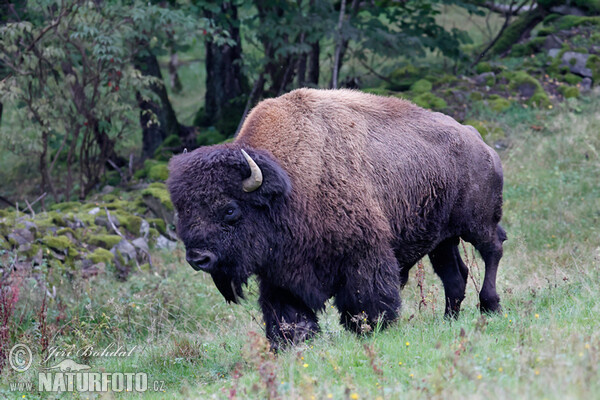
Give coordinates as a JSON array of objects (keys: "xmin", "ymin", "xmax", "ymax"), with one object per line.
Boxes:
[{"xmin": 1, "ymin": 92, "xmax": 599, "ymax": 398}]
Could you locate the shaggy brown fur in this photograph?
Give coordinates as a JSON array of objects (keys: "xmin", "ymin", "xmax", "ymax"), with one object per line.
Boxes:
[{"xmin": 168, "ymin": 88, "xmax": 506, "ymax": 348}]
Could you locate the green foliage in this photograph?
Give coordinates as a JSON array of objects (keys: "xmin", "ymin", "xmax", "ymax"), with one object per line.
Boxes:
[
  {"xmin": 489, "ymin": 97, "xmax": 512, "ymax": 113},
  {"xmin": 558, "ymin": 85, "xmax": 580, "ymax": 99},
  {"xmin": 387, "ymin": 65, "xmax": 421, "ymax": 91},
  {"xmin": 153, "ymin": 135, "xmax": 183, "ymax": 161},
  {"xmin": 410, "ymin": 79, "xmax": 433, "ymax": 94},
  {"xmin": 196, "ymin": 128, "xmax": 227, "ymax": 147},
  {"xmin": 556, "ymin": 15, "xmax": 600, "ymax": 30},
  {"xmin": 561, "ymin": 73, "xmax": 582, "ymax": 85},
  {"xmin": 586, "ymin": 55, "xmax": 600, "ymax": 83},
  {"xmin": 0, "ymin": 0, "xmax": 203, "ymax": 200},
  {"xmin": 475, "ymin": 62, "xmax": 492, "ymax": 74},
  {"xmin": 511, "ymin": 37, "xmax": 546, "ymax": 57},
  {"xmin": 148, "ymin": 163, "xmax": 169, "ymax": 182},
  {"xmin": 412, "ymin": 92, "xmax": 447, "ymax": 110},
  {"xmin": 361, "ymin": 87, "xmax": 391, "ymax": 96}
]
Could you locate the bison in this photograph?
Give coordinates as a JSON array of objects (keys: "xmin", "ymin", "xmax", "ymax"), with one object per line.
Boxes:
[{"xmin": 167, "ymin": 88, "xmax": 506, "ymax": 348}]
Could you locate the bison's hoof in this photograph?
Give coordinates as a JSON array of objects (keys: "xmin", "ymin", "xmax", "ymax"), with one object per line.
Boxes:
[{"xmin": 479, "ymin": 298, "xmax": 501, "ymax": 314}]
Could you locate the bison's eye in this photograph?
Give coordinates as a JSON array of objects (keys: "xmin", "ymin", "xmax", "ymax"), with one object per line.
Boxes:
[{"xmin": 222, "ymin": 201, "xmax": 241, "ymax": 224}]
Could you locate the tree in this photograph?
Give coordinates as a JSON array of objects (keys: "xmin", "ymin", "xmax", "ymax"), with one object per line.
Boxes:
[
  {"xmin": 195, "ymin": 1, "xmax": 247, "ymax": 138},
  {"xmin": 0, "ymin": 0, "xmax": 200, "ymax": 200}
]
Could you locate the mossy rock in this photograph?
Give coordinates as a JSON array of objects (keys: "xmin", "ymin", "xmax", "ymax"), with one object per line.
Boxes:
[
  {"xmin": 19, "ymin": 243, "xmax": 40, "ymax": 258},
  {"xmin": 489, "ymin": 97, "xmax": 512, "ymax": 113},
  {"xmin": 586, "ymin": 55, "xmax": 600, "ymax": 83},
  {"xmin": 148, "ymin": 163, "xmax": 169, "ymax": 182},
  {"xmin": 558, "ymin": 85, "xmax": 580, "ymax": 99},
  {"xmin": 561, "ymin": 73, "xmax": 583, "ymax": 85},
  {"xmin": 529, "ymin": 91, "xmax": 551, "ymax": 108},
  {"xmin": 0, "ymin": 209, "xmax": 13, "ymax": 218},
  {"xmin": 57, "ymin": 227, "xmax": 78, "ymax": 240},
  {"xmin": 506, "ymin": 71, "xmax": 550, "ymax": 107},
  {"xmin": 42, "ymin": 235, "xmax": 79, "ymax": 257},
  {"xmin": 142, "ymin": 183, "xmax": 175, "ymax": 224},
  {"xmin": 196, "ymin": 128, "xmax": 227, "ymax": 147},
  {"xmin": 87, "ymin": 234, "xmax": 122, "ymax": 250},
  {"xmin": 89, "ymin": 248, "xmax": 115, "ymax": 264},
  {"xmin": 42, "ymin": 235, "xmax": 73, "ymax": 251},
  {"xmin": 49, "ymin": 202, "xmax": 81, "ymax": 212},
  {"xmin": 148, "ymin": 218, "xmax": 167, "ymax": 236},
  {"xmin": 556, "ymin": 15, "xmax": 600, "ymax": 30},
  {"xmin": 48, "ymin": 212, "xmax": 68, "ymax": 227},
  {"xmin": 412, "ymin": 93, "xmax": 447, "ymax": 110},
  {"xmin": 114, "ymin": 212, "xmax": 143, "ymax": 235},
  {"xmin": 410, "ymin": 79, "xmax": 433, "ymax": 94},
  {"xmin": 0, "ymin": 236, "xmax": 10, "ymax": 250}
]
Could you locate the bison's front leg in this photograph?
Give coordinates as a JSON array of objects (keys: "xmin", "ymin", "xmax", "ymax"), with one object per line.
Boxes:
[
  {"xmin": 335, "ymin": 253, "xmax": 401, "ymax": 334},
  {"xmin": 258, "ymin": 280, "xmax": 320, "ymax": 351}
]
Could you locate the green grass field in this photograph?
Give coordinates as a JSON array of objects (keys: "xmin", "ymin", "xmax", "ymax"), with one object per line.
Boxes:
[{"xmin": 2, "ymin": 92, "xmax": 599, "ymax": 399}]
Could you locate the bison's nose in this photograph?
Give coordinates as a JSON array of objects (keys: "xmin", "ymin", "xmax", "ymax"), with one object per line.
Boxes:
[{"xmin": 186, "ymin": 249, "xmax": 217, "ymax": 272}]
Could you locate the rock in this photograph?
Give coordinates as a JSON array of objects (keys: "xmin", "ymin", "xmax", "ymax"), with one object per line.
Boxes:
[
  {"xmin": 561, "ymin": 52, "xmax": 592, "ymax": 78},
  {"xmin": 111, "ymin": 239, "xmax": 137, "ymax": 262},
  {"xmin": 8, "ymin": 228, "xmax": 34, "ymax": 246},
  {"xmin": 101, "ymin": 185, "xmax": 115, "ymax": 194},
  {"xmin": 517, "ymin": 82, "xmax": 537, "ymax": 98},
  {"xmin": 94, "ymin": 216, "xmax": 120, "ymax": 230},
  {"xmin": 581, "ymin": 77, "xmax": 592, "ymax": 92},
  {"xmin": 132, "ymin": 237, "xmax": 150, "ymax": 255},
  {"xmin": 474, "ymin": 72, "xmax": 495, "ymax": 86},
  {"xmin": 542, "ymin": 35, "xmax": 562, "ymax": 51},
  {"xmin": 88, "ymin": 207, "xmax": 101, "ymax": 215},
  {"xmin": 139, "ymin": 219, "xmax": 150, "ymax": 238},
  {"xmin": 550, "ymin": 5, "xmax": 586, "ymax": 16},
  {"xmin": 548, "ymin": 48, "xmax": 561, "ymax": 58},
  {"xmin": 68, "ymin": 217, "xmax": 85, "ymax": 230},
  {"xmin": 155, "ymin": 235, "xmax": 177, "ymax": 251}
]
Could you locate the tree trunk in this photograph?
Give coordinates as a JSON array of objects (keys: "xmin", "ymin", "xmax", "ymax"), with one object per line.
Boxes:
[
  {"xmin": 307, "ymin": 41, "xmax": 320, "ymax": 86},
  {"xmin": 136, "ymin": 50, "xmax": 182, "ymax": 159},
  {"xmin": 200, "ymin": 2, "xmax": 246, "ymax": 137}
]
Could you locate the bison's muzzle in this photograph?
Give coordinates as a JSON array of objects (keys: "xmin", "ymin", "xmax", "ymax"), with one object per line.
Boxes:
[{"xmin": 186, "ymin": 249, "xmax": 217, "ymax": 272}]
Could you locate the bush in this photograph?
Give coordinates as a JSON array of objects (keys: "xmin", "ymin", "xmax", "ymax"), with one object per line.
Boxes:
[
  {"xmin": 558, "ymin": 85, "xmax": 580, "ymax": 98},
  {"xmin": 148, "ymin": 163, "xmax": 169, "ymax": 182},
  {"xmin": 410, "ymin": 79, "xmax": 433, "ymax": 94},
  {"xmin": 412, "ymin": 93, "xmax": 447, "ymax": 110}
]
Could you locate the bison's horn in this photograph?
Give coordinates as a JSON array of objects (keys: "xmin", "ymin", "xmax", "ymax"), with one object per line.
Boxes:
[{"xmin": 241, "ymin": 149, "xmax": 263, "ymax": 192}]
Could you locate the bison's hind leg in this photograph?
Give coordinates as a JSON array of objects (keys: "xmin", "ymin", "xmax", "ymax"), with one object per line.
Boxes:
[
  {"xmin": 258, "ymin": 280, "xmax": 320, "ymax": 351},
  {"xmin": 428, "ymin": 237, "xmax": 469, "ymax": 318},
  {"xmin": 464, "ymin": 224, "xmax": 506, "ymax": 314}
]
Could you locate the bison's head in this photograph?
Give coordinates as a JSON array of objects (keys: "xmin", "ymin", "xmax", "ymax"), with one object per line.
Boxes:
[{"xmin": 167, "ymin": 145, "xmax": 292, "ymax": 303}]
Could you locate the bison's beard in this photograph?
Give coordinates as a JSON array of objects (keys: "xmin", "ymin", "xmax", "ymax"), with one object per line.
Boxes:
[{"xmin": 211, "ymin": 271, "xmax": 246, "ymax": 303}]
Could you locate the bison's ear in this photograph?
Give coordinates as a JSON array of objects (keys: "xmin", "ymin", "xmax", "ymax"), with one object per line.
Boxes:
[{"xmin": 240, "ymin": 149, "xmax": 291, "ymax": 206}]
